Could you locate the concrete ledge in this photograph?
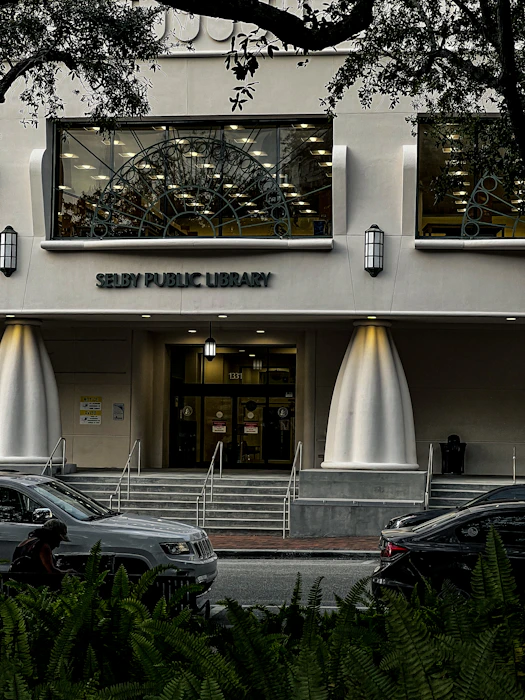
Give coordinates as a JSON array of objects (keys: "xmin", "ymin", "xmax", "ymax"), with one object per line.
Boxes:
[
  {"xmin": 415, "ymin": 239, "xmax": 525, "ymax": 250},
  {"xmin": 290, "ymin": 500, "xmax": 419, "ymax": 537},
  {"xmin": 299, "ymin": 469, "xmax": 427, "ymax": 501},
  {"xmin": 41, "ymin": 238, "xmax": 334, "ymax": 252},
  {"xmin": 215, "ymin": 549, "xmax": 379, "ymax": 559}
]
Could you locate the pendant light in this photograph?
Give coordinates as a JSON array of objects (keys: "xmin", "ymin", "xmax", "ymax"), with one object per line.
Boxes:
[{"xmin": 204, "ymin": 322, "xmax": 216, "ymax": 361}]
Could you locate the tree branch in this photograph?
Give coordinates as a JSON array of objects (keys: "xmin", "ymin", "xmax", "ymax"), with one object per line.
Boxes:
[
  {"xmin": 159, "ymin": 0, "xmax": 374, "ymax": 49},
  {"xmin": 0, "ymin": 50, "xmax": 78, "ymax": 103}
]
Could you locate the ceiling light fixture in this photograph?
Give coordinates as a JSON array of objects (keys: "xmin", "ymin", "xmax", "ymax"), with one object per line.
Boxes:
[
  {"xmin": 141, "ymin": 314, "xmax": 151, "ymax": 318},
  {"xmin": 188, "ymin": 329, "xmax": 197, "ymax": 333}
]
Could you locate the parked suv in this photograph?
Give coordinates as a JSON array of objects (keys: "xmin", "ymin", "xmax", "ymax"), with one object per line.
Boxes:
[{"xmin": 0, "ymin": 473, "xmax": 217, "ymax": 589}]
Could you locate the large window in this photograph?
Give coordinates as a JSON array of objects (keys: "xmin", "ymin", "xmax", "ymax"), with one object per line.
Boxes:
[
  {"xmin": 54, "ymin": 121, "xmax": 332, "ymax": 240},
  {"xmin": 417, "ymin": 121, "xmax": 525, "ymax": 239}
]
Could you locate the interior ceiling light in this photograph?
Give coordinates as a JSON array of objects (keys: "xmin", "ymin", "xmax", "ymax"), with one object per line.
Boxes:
[
  {"xmin": 183, "ymin": 151, "xmax": 204, "ymax": 157},
  {"xmin": 218, "ymin": 314, "xmax": 228, "ymax": 318},
  {"xmin": 311, "ymin": 149, "xmax": 331, "ymax": 156},
  {"xmin": 256, "ymin": 330, "xmax": 265, "ymax": 334},
  {"xmin": 285, "ymin": 192, "xmax": 299, "ymax": 198},
  {"xmin": 60, "ymin": 153, "xmax": 78, "ymax": 159},
  {"xmin": 454, "ymin": 200, "xmax": 468, "ymax": 205},
  {"xmin": 303, "ymin": 136, "xmax": 323, "ymax": 142},
  {"xmin": 152, "ymin": 125, "xmax": 167, "ymax": 130},
  {"xmin": 280, "ymin": 183, "xmax": 295, "ymax": 188},
  {"xmin": 457, "ymin": 208, "xmax": 466, "ymax": 213},
  {"xmin": 300, "ymin": 209, "xmax": 317, "ymax": 214},
  {"xmin": 319, "ymin": 161, "xmax": 333, "ymax": 167},
  {"xmin": 447, "ymin": 133, "xmax": 461, "ymax": 139},
  {"xmin": 292, "ymin": 200, "xmax": 310, "ymax": 206},
  {"xmin": 136, "ymin": 163, "xmax": 153, "ymax": 170},
  {"xmin": 188, "ymin": 329, "xmax": 197, "ymax": 333},
  {"xmin": 167, "ymin": 184, "xmax": 179, "ymax": 189},
  {"xmin": 84, "ymin": 126, "xmax": 100, "ymax": 132},
  {"xmin": 453, "ymin": 190, "xmax": 467, "ymax": 196},
  {"xmin": 227, "ymin": 125, "xmax": 240, "ymax": 130},
  {"xmin": 202, "ymin": 210, "xmax": 213, "ymax": 215},
  {"xmin": 249, "ymin": 353, "xmax": 256, "ymax": 357},
  {"xmin": 239, "ymin": 349, "xmax": 245, "ymax": 352},
  {"xmin": 250, "ymin": 150, "xmax": 267, "ymax": 156},
  {"xmin": 120, "ymin": 152, "xmax": 137, "ymax": 157},
  {"xmin": 234, "ymin": 137, "xmax": 255, "ymax": 144},
  {"xmin": 367, "ymin": 316, "xmax": 377, "ymax": 319},
  {"xmin": 262, "ymin": 163, "xmax": 274, "ymax": 168},
  {"xmin": 507, "ymin": 317, "xmax": 517, "ymax": 321},
  {"xmin": 91, "ymin": 175, "xmax": 110, "ymax": 180},
  {"xmin": 102, "ymin": 138, "xmax": 125, "ymax": 145},
  {"xmin": 74, "ymin": 164, "xmax": 96, "ymax": 170},
  {"xmin": 295, "ymin": 123, "xmax": 314, "ymax": 129},
  {"xmin": 149, "ymin": 174, "xmax": 165, "ymax": 180},
  {"xmin": 141, "ymin": 314, "xmax": 151, "ymax": 318},
  {"xmin": 449, "ymin": 170, "xmax": 469, "ymax": 176},
  {"xmin": 223, "ymin": 184, "xmax": 236, "ymax": 189},
  {"xmin": 58, "ymin": 185, "xmax": 71, "ymax": 191}
]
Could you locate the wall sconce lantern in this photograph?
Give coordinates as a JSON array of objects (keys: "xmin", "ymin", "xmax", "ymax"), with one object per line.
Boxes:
[
  {"xmin": 204, "ymin": 323, "xmax": 216, "ymax": 361},
  {"xmin": 0, "ymin": 226, "xmax": 17, "ymax": 277},
  {"xmin": 364, "ymin": 223, "xmax": 384, "ymax": 277}
]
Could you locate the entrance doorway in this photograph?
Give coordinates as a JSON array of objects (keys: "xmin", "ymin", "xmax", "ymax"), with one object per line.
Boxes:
[{"xmin": 169, "ymin": 345, "xmax": 296, "ymax": 468}]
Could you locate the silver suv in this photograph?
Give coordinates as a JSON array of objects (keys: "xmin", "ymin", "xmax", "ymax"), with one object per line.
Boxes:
[{"xmin": 0, "ymin": 473, "xmax": 217, "ymax": 588}]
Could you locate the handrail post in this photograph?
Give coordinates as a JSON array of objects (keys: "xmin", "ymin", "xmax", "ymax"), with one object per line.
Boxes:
[
  {"xmin": 203, "ymin": 487, "xmax": 206, "ymax": 528},
  {"xmin": 210, "ymin": 457, "xmax": 214, "ymax": 503},
  {"xmin": 424, "ymin": 443, "xmax": 433, "ymax": 510},
  {"xmin": 513, "ymin": 446, "xmax": 517, "ymax": 484},
  {"xmin": 62, "ymin": 438, "xmax": 66, "ymax": 476},
  {"xmin": 138, "ymin": 439, "xmax": 141, "ymax": 476},
  {"xmin": 282, "ymin": 496, "xmax": 287, "ymax": 539},
  {"xmin": 196, "ymin": 495, "xmax": 200, "ymax": 526},
  {"xmin": 219, "ymin": 441, "xmax": 223, "ymax": 478}
]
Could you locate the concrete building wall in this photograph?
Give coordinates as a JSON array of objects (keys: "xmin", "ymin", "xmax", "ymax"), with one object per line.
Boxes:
[{"xmin": 43, "ymin": 327, "xmax": 133, "ymax": 468}]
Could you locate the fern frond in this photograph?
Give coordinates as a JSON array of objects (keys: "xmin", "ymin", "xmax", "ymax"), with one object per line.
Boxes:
[
  {"xmin": 111, "ymin": 566, "xmax": 131, "ymax": 603},
  {"xmin": 289, "ymin": 647, "xmax": 328, "ymax": 700},
  {"xmin": 95, "ymin": 681, "xmax": 157, "ymax": 700},
  {"xmin": 130, "ymin": 632, "xmax": 169, "ymax": 685},
  {"xmin": 342, "ymin": 645, "xmax": 397, "ymax": 700},
  {"xmin": 198, "ymin": 678, "xmax": 226, "ymax": 700},
  {"xmin": 484, "ymin": 528, "xmax": 519, "ymax": 606},
  {"xmin": 0, "ymin": 597, "xmax": 33, "ymax": 673}
]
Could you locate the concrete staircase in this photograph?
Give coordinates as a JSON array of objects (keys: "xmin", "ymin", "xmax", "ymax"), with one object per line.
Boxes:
[
  {"xmin": 60, "ymin": 472, "xmax": 291, "ymax": 534},
  {"xmin": 429, "ymin": 476, "xmax": 525, "ymax": 509}
]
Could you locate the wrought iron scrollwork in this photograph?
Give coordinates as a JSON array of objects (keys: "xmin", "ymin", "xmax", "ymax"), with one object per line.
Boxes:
[
  {"xmin": 461, "ymin": 174, "xmax": 525, "ymax": 238},
  {"xmin": 89, "ymin": 136, "xmax": 291, "ymax": 239}
]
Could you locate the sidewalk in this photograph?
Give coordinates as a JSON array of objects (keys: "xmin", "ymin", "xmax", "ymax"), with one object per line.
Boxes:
[{"xmin": 208, "ymin": 534, "xmax": 380, "ymax": 559}]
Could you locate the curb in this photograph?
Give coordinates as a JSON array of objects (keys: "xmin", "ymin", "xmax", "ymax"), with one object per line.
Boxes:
[{"xmin": 214, "ymin": 549, "xmax": 379, "ymax": 560}]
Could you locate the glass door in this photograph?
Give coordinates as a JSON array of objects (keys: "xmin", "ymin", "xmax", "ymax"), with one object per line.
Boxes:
[
  {"xmin": 203, "ymin": 396, "xmax": 233, "ymax": 465},
  {"xmin": 264, "ymin": 397, "xmax": 295, "ymax": 464},
  {"xmin": 236, "ymin": 397, "xmax": 265, "ymax": 465}
]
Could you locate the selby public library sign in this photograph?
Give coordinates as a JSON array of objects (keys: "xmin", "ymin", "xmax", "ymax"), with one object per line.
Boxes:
[{"xmin": 96, "ymin": 272, "xmax": 272, "ymax": 289}]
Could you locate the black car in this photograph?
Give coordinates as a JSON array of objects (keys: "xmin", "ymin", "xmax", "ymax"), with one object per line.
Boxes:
[
  {"xmin": 385, "ymin": 484, "xmax": 525, "ymax": 529},
  {"xmin": 372, "ymin": 501, "xmax": 525, "ymax": 597}
]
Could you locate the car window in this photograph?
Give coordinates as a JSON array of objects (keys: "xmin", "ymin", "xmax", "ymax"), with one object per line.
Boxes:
[
  {"xmin": 0, "ymin": 487, "xmax": 40, "ymax": 523},
  {"xmin": 466, "ymin": 487, "xmax": 525, "ymax": 508},
  {"xmin": 30, "ymin": 481, "xmax": 110, "ymax": 521},
  {"xmin": 456, "ymin": 512, "xmax": 525, "ymax": 547},
  {"xmin": 412, "ymin": 509, "xmax": 462, "ymax": 532}
]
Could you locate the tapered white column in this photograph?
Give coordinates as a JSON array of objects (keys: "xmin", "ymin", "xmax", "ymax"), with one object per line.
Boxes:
[
  {"xmin": 322, "ymin": 321, "xmax": 418, "ymax": 470},
  {"xmin": 0, "ymin": 320, "xmax": 61, "ymax": 465}
]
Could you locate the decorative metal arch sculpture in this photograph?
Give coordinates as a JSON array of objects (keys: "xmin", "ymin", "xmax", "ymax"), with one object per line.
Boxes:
[
  {"xmin": 461, "ymin": 174, "xmax": 525, "ymax": 238},
  {"xmin": 90, "ymin": 136, "xmax": 291, "ymax": 239}
]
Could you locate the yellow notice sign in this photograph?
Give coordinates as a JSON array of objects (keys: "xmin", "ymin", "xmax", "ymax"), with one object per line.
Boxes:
[{"xmin": 80, "ymin": 395, "xmax": 102, "ymax": 425}]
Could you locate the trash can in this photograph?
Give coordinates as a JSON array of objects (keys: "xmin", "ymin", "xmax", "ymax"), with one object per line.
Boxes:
[{"xmin": 440, "ymin": 434, "xmax": 466, "ymax": 475}]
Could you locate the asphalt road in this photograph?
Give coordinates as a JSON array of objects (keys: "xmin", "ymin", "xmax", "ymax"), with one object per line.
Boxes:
[{"xmin": 203, "ymin": 557, "xmax": 379, "ymax": 608}]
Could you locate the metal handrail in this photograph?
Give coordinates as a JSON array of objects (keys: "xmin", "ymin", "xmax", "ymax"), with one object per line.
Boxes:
[
  {"xmin": 109, "ymin": 439, "xmax": 142, "ymax": 511},
  {"xmin": 424, "ymin": 442, "xmax": 434, "ymax": 510},
  {"xmin": 195, "ymin": 441, "xmax": 223, "ymax": 528},
  {"xmin": 41, "ymin": 437, "xmax": 66, "ymax": 477},
  {"xmin": 513, "ymin": 446, "xmax": 517, "ymax": 483},
  {"xmin": 282, "ymin": 441, "xmax": 303, "ymax": 539}
]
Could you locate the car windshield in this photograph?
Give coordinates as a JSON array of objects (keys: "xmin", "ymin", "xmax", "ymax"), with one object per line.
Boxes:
[
  {"xmin": 411, "ymin": 509, "xmax": 462, "ymax": 532},
  {"xmin": 30, "ymin": 481, "xmax": 113, "ymax": 521}
]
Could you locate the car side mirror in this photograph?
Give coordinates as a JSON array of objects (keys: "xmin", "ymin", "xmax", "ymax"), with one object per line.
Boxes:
[{"xmin": 32, "ymin": 508, "xmax": 53, "ymax": 524}]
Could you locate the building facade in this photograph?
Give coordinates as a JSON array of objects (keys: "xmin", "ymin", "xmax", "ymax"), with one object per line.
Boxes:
[{"xmin": 1, "ymin": 8, "xmax": 524, "ymax": 532}]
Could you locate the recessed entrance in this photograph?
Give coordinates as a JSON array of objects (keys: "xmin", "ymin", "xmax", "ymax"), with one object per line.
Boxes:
[{"xmin": 169, "ymin": 345, "xmax": 296, "ymax": 468}]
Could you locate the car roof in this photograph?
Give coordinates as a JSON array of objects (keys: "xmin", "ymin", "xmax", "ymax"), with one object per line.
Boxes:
[{"xmin": 0, "ymin": 472, "xmax": 54, "ymax": 487}]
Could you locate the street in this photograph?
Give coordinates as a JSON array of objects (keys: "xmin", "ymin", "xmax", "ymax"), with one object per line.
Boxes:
[{"xmin": 203, "ymin": 558, "xmax": 378, "ymax": 608}]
